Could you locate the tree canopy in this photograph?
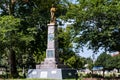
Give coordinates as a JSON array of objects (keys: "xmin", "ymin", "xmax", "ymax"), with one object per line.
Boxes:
[
  {"xmin": 94, "ymin": 52, "xmax": 120, "ymax": 71},
  {"xmin": 94, "ymin": 52, "xmax": 112, "ymax": 69},
  {"xmin": 0, "ymin": 0, "xmax": 69, "ymax": 77},
  {"xmin": 58, "ymin": 25, "xmax": 86, "ymax": 69},
  {"xmin": 64, "ymin": 0, "xmax": 120, "ymax": 52},
  {"xmin": 3, "ymin": 0, "xmax": 120, "ymax": 78}
]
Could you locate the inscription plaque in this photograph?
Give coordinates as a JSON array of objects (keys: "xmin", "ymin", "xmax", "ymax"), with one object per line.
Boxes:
[
  {"xmin": 48, "ymin": 33, "xmax": 54, "ymax": 41},
  {"xmin": 40, "ymin": 71, "xmax": 47, "ymax": 78},
  {"xmin": 47, "ymin": 50, "xmax": 54, "ymax": 58}
]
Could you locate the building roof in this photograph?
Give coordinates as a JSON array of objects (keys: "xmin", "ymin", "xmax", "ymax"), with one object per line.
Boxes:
[{"xmin": 92, "ymin": 66, "xmax": 103, "ymax": 71}]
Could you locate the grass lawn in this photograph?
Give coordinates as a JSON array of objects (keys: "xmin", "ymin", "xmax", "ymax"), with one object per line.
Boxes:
[{"xmin": 5, "ymin": 79, "xmax": 76, "ymax": 80}]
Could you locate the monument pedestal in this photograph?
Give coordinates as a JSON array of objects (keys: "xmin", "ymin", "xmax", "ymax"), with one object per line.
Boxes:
[
  {"xmin": 27, "ymin": 68, "xmax": 77, "ymax": 79},
  {"xmin": 27, "ymin": 23, "xmax": 77, "ymax": 79},
  {"xmin": 36, "ymin": 58, "xmax": 57, "ymax": 69}
]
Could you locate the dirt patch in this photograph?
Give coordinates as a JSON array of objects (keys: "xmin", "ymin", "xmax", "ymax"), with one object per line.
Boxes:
[
  {"xmin": 83, "ymin": 78, "xmax": 120, "ymax": 80},
  {"xmin": 83, "ymin": 78, "xmax": 98, "ymax": 80}
]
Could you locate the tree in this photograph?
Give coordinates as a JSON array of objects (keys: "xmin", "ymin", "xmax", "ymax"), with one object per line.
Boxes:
[
  {"xmin": 58, "ymin": 25, "xmax": 86, "ymax": 69},
  {"xmin": 65, "ymin": 55, "xmax": 85, "ymax": 69},
  {"xmin": 0, "ymin": 0, "xmax": 68, "ymax": 77},
  {"xmin": 95, "ymin": 52, "xmax": 120, "ymax": 72},
  {"xmin": 95, "ymin": 52, "xmax": 112, "ymax": 69},
  {"xmin": 85, "ymin": 57, "xmax": 94, "ymax": 70},
  {"xmin": 107, "ymin": 55, "xmax": 120, "ymax": 72},
  {"xmin": 58, "ymin": 25, "xmax": 75, "ymax": 64},
  {"xmin": 0, "ymin": 16, "xmax": 21, "ymax": 77},
  {"xmin": 94, "ymin": 52, "xmax": 112, "ymax": 77},
  {"xmin": 63, "ymin": 0, "xmax": 120, "ymax": 53}
]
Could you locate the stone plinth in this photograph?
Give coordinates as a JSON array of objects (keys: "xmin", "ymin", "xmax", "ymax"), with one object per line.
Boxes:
[
  {"xmin": 36, "ymin": 58, "xmax": 57, "ymax": 69},
  {"xmin": 27, "ymin": 68, "xmax": 77, "ymax": 79}
]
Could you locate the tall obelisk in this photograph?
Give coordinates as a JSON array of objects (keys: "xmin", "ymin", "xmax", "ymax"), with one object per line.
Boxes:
[{"xmin": 36, "ymin": 4, "xmax": 58, "ymax": 69}]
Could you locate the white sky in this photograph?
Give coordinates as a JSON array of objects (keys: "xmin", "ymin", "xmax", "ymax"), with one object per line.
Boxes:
[{"xmin": 78, "ymin": 47, "xmax": 102, "ymax": 60}]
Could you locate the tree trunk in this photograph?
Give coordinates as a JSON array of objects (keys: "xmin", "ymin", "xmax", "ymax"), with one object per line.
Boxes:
[
  {"xmin": 117, "ymin": 68, "xmax": 119, "ymax": 73},
  {"xmin": 8, "ymin": 0, "xmax": 18, "ymax": 78},
  {"xmin": 9, "ymin": 0, "xmax": 16, "ymax": 15},
  {"xmin": 103, "ymin": 69, "xmax": 105, "ymax": 78},
  {"xmin": 8, "ymin": 48, "xmax": 18, "ymax": 78}
]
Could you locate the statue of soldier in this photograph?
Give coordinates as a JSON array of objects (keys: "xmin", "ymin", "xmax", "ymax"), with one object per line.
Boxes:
[{"xmin": 50, "ymin": 4, "xmax": 56, "ymax": 23}]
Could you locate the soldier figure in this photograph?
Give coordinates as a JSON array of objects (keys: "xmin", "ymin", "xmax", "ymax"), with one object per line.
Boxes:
[{"xmin": 50, "ymin": 4, "xmax": 56, "ymax": 23}]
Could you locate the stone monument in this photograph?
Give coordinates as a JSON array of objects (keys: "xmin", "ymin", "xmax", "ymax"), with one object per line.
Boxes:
[
  {"xmin": 27, "ymin": 5, "xmax": 77, "ymax": 79},
  {"xmin": 36, "ymin": 4, "xmax": 58, "ymax": 69}
]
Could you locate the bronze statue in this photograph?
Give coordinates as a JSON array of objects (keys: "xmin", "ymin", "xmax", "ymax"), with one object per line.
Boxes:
[{"xmin": 50, "ymin": 4, "xmax": 56, "ymax": 23}]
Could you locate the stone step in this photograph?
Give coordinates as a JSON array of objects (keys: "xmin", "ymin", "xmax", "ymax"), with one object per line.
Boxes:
[{"xmin": 40, "ymin": 64, "xmax": 57, "ymax": 69}]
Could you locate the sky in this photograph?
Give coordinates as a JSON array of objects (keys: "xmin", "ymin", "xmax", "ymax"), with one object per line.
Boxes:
[{"xmin": 78, "ymin": 47, "xmax": 102, "ymax": 60}]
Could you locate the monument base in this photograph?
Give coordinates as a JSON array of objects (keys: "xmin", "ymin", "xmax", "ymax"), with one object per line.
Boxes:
[
  {"xmin": 36, "ymin": 58, "xmax": 57, "ymax": 69},
  {"xmin": 36, "ymin": 57, "xmax": 69, "ymax": 69},
  {"xmin": 27, "ymin": 68, "xmax": 77, "ymax": 79}
]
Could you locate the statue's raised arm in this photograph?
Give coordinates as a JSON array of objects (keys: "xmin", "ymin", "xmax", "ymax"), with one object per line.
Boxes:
[{"xmin": 50, "ymin": 4, "xmax": 56, "ymax": 23}]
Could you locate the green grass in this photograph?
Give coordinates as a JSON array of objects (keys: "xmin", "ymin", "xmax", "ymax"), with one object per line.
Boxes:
[
  {"xmin": 3, "ymin": 79, "xmax": 75, "ymax": 80},
  {"xmin": 5, "ymin": 79, "xmax": 52, "ymax": 80}
]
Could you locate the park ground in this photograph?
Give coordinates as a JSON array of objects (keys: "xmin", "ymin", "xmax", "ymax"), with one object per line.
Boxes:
[{"xmin": 0, "ymin": 78, "xmax": 119, "ymax": 80}]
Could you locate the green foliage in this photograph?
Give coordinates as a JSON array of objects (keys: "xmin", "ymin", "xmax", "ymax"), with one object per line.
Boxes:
[
  {"xmin": 66, "ymin": 55, "xmax": 85, "ymax": 69},
  {"xmin": 0, "ymin": 16, "xmax": 20, "ymax": 63},
  {"xmin": 0, "ymin": 0, "xmax": 71, "ymax": 77},
  {"xmin": 94, "ymin": 52, "xmax": 120, "ymax": 70},
  {"xmin": 85, "ymin": 58, "xmax": 94, "ymax": 70},
  {"xmin": 58, "ymin": 26, "xmax": 86, "ymax": 69},
  {"xmin": 58, "ymin": 26, "xmax": 74, "ymax": 50},
  {"xmin": 64, "ymin": 0, "xmax": 120, "ymax": 52},
  {"xmin": 0, "ymin": 15, "xmax": 21, "ymax": 52},
  {"xmin": 0, "ymin": 16, "xmax": 20, "ymax": 41},
  {"xmin": 58, "ymin": 26, "xmax": 75, "ymax": 63},
  {"xmin": 106, "ymin": 55, "xmax": 120, "ymax": 70},
  {"xmin": 0, "ymin": 0, "xmax": 86, "ymax": 77},
  {"xmin": 0, "ymin": 15, "xmax": 22, "ymax": 77},
  {"xmin": 95, "ymin": 52, "xmax": 112, "ymax": 69},
  {"xmin": 0, "ymin": 16, "xmax": 20, "ymax": 70}
]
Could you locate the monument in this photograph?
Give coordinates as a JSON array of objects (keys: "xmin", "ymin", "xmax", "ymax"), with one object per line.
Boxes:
[
  {"xmin": 36, "ymin": 4, "xmax": 58, "ymax": 69},
  {"xmin": 27, "ymin": 5, "xmax": 77, "ymax": 79}
]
